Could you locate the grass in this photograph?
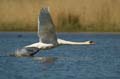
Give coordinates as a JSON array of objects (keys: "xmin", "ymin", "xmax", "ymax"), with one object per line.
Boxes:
[{"xmin": 0, "ymin": 0, "xmax": 120, "ymax": 32}]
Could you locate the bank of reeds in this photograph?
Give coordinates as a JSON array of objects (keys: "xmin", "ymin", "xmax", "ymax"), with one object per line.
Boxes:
[{"xmin": 0, "ymin": 0, "xmax": 120, "ymax": 32}]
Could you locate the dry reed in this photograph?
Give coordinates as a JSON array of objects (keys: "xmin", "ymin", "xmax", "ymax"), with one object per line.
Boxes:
[{"xmin": 0, "ymin": 0, "xmax": 120, "ymax": 32}]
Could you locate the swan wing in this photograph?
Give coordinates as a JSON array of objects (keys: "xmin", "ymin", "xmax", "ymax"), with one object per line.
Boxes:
[
  {"xmin": 13, "ymin": 42, "xmax": 54, "ymax": 57},
  {"xmin": 14, "ymin": 47, "xmax": 40, "ymax": 57},
  {"xmin": 38, "ymin": 7, "xmax": 58, "ymax": 45}
]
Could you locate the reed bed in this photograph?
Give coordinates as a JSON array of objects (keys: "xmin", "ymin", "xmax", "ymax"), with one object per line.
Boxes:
[{"xmin": 0, "ymin": 0, "xmax": 120, "ymax": 32}]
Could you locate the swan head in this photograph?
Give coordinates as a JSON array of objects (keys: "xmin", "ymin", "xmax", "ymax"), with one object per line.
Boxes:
[
  {"xmin": 90, "ymin": 41, "xmax": 95, "ymax": 44},
  {"xmin": 85, "ymin": 41, "xmax": 95, "ymax": 45}
]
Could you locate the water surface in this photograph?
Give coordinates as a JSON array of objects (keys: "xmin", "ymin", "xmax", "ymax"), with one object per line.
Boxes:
[{"xmin": 0, "ymin": 32, "xmax": 120, "ymax": 79}]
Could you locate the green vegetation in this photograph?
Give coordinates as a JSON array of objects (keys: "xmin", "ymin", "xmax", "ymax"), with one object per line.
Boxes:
[{"xmin": 0, "ymin": 0, "xmax": 120, "ymax": 32}]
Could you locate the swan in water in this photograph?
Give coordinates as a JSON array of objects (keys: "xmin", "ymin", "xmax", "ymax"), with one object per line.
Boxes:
[{"xmin": 13, "ymin": 7, "xmax": 95, "ymax": 57}]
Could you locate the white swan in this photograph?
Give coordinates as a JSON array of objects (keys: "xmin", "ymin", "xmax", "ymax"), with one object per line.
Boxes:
[{"xmin": 13, "ymin": 7, "xmax": 95, "ymax": 57}]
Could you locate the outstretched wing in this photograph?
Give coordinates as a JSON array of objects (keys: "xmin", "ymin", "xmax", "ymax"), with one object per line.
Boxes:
[
  {"xmin": 10, "ymin": 47, "xmax": 40, "ymax": 57},
  {"xmin": 38, "ymin": 7, "xmax": 58, "ymax": 45}
]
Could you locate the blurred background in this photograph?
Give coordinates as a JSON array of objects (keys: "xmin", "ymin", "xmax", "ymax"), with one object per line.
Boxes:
[{"xmin": 0, "ymin": 0, "xmax": 120, "ymax": 32}]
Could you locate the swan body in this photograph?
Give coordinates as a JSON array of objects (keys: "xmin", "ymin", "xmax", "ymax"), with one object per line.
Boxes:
[
  {"xmin": 25, "ymin": 42, "xmax": 54, "ymax": 49},
  {"xmin": 13, "ymin": 7, "xmax": 95, "ymax": 57}
]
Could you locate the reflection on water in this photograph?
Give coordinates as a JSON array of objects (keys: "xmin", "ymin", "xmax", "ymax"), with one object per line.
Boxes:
[
  {"xmin": 0, "ymin": 32, "xmax": 120, "ymax": 79},
  {"xmin": 33, "ymin": 56, "xmax": 58, "ymax": 63}
]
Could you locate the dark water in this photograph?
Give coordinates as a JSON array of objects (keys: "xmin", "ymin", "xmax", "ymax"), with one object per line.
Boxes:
[{"xmin": 0, "ymin": 32, "xmax": 120, "ymax": 79}]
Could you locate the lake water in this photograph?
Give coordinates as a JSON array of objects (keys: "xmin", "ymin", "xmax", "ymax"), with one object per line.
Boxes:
[{"xmin": 0, "ymin": 32, "xmax": 120, "ymax": 79}]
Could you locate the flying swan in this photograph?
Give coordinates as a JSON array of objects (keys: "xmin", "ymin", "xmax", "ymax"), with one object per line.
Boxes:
[{"xmin": 13, "ymin": 7, "xmax": 95, "ymax": 57}]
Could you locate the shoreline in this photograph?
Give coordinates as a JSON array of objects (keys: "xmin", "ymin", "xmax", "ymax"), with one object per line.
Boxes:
[{"xmin": 0, "ymin": 31, "xmax": 120, "ymax": 34}]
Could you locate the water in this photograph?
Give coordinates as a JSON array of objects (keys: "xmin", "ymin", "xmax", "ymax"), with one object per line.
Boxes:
[{"xmin": 0, "ymin": 32, "xmax": 120, "ymax": 79}]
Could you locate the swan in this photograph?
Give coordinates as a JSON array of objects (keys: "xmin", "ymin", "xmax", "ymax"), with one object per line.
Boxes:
[{"xmin": 13, "ymin": 7, "xmax": 95, "ymax": 57}]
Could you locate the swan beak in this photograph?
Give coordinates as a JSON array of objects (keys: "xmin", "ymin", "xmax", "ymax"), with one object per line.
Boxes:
[{"xmin": 89, "ymin": 41, "xmax": 96, "ymax": 44}]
